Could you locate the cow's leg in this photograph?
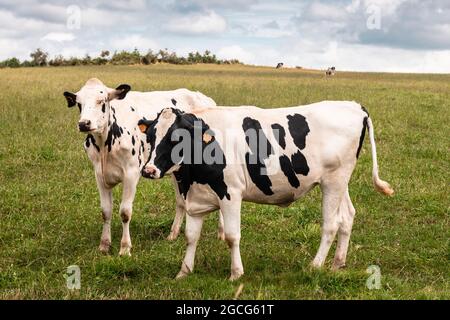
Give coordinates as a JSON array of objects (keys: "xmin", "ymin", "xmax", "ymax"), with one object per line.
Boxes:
[
  {"xmin": 167, "ymin": 200, "xmax": 185, "ymax": 241},
  {"xmin": 119, "ymin": 172, "xmax": 139, "ymax": 256},
  {"xmin": 167, "ymin": 176, "xmax": 185, "ymax": 240},
  {"xmin": 96, "ymin": 174, "xmax": 113, "ymax": 253},
  {"xmin": 332, "ymin": 189, "xmax": 356, "ymax": 271},
  {"xmin": 176, "ymin": 214, "xmax": 204, "ymax": 279},
  {"xmin": 218, "ymin": 210, "xmax": 225, "ymax": 241},
  {"xmin": 221, "ymin": 199, "xmax": 244, "ymax": 281},
  {"xmin": 311, "ymin": 179, "xmax": 348, "ymax": 268}
]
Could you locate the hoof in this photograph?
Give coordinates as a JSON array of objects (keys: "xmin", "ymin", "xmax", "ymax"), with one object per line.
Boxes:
[
  {"xmin": 175, "ymin": 271, "xmax": 188, "ymax": 280},
  {"xmin": 310, "ymin": 261, "xmax": 324, "ymax": 270},
  {"xmin": 229, "ymin": 271, "xmax": 244, "ymax": 281},
  {"xmin": 98, "ymin": 240, "xmax": 111, "ymax": 254},
  {"xmin": 218, "ymin": 231, "xmax": 226, "ymax": 242},
  {"xmin": 331, "ymin": 263, "xmax": 346, "ymax": 271},
  {"xmin": 119, "ymin": 247, "xmax": 131, "ymax": 257},
  {"xmin": 167, "ymin": 231, "xmax": 179, "ymax": 241}
]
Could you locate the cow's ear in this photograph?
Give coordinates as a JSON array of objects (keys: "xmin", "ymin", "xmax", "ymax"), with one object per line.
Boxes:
[
  {"xmin": 177, "ymin": 113, "xmax": 208, "ymax": 132},
  {"xmin": 138, "ymin": 118, "xmax": 153, "ymax": 133},
  {"xmin": 108, "ymin": 84, "xmax": 131, "ymax": 101},
  {"xmin": 63, "ymin": 92, "xmax": 77, "ymax": 108}
]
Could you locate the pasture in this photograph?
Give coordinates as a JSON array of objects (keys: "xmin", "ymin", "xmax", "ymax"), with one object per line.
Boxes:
[{"xmin": 0, "ymin": 64, "xmax": 448, "ymax": 299}]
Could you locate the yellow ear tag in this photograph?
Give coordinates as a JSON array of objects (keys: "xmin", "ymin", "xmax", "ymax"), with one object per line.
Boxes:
[
  {"xmin": 202, "ymin": 132, "xmax": 213, "ymax": 143},
  {"xmin": 138, "ymin": 124, "xmax": 148, "ymax": 133}
]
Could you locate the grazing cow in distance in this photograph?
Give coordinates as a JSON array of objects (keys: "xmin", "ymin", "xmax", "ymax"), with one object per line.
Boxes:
[
  {"xmin": 139, "ymin": 102, "xmax": 393, "ymax": 280},
  {"xmin": 276, "ymin": 62, "xmax": 284, "ymax": 69},
  {"xmin": 63, "ymin": 78, "xmax": 219, "ymax": 256},
  {"xmin": 326, "ymin": 67, "xmax": 336, "ymax": 76}
]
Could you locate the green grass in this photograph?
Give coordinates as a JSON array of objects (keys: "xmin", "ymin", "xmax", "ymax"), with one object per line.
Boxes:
[{"xmin": 0, "ymin": 64, "xmax": 449, "ymax": 299}]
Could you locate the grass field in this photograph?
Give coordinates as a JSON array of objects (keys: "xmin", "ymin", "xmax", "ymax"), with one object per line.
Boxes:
[{"xmin": 0, "ymin": 64, "xmax": 448, "ymax": 299}]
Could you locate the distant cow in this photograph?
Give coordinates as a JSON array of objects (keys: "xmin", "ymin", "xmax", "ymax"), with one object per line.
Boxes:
[
  {"xmin": 139, "ymin": 101, "xmax": 393, "ymax": 280},
  {"xmin": 63, "ymin": 78, "xmax": 219, "ymax": 256},
  {"xmin": 326, "ymin": 67, "xmax": 336, "ymax": 76},
  {"xmin": 276, "ymin": 62, "xmax": 284, "ymax": 69}
]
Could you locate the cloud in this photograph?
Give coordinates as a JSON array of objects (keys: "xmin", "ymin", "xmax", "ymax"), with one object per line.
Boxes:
[
  {"xmin": 165, "ymin": 10, "xmax": 227, "ymax": 35},
  {"xmin": 262, "ymin": 20, "xmax": 280, "ymax": 29},
  {"xmin": 109, "ymin": 34, "xmax": 159, "ymax": 52},
  {"xmin": 217, "ymin": 45, "xmax": 254, "ymax": 63},
  {"xmin": 41, "ymin": 32, "xmax": 75, "ymax": 42}
]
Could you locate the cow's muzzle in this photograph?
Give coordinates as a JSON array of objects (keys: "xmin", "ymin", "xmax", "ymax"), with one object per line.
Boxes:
[
  {"xmin": 78, "ymin": 120, "xmax": 92, "ymax": 132},
  {"xmin": 141, "ymin": 165, "xmax": 160, "ymax": 179}
]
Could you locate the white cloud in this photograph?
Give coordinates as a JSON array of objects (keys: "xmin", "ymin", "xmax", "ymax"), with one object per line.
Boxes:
[
  {"xmin": 165, "ymin": 10, "xmax": 227, "ymax": 35},
  {"xmin": 217, "ymin": 45, "xmax": 254, "ymax": 63},
  {"xmin": 41, "ymin": 32, "xmax": 75, "ymax": 42},
  {"xmin": 109, "ymin": 34, "xmax": 158, "ymax": 52}
]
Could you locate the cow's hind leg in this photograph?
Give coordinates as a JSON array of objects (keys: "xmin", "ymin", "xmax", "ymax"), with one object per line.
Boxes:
[
  {"xmin": 332, "ymin": 189, "xmax": 356, "ymax": 271},
  {"xmin": 119, "ymin": 172, "xmax": 139, "ymax": 256},
  {"xmin": 217, "ymin": 210, "xmax": 225, "ymax": 241},
  {"xmin": 176, "ymin": 214, "xmax": 204, "ymax": 279},
  {"xmin": 221, "ymin": 199, "xmax": 244, "ymax": 281},
  {"xmin": 311, "ymin": 178, "xmax": 348, "ymax": 268}
]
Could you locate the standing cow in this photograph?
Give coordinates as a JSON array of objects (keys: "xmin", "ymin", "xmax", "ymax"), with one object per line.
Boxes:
[
  {"xmin": 63, "ymin": 78, "xmax": 219, "ymax": 256},
  {"xmin": 139, "ymin": 101, "xmax": 393, "ymax": 280}
]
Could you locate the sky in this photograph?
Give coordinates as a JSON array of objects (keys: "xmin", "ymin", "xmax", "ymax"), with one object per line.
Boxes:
[{"xmin": 1, "ymin": 0, "xmax": 449, "ymax": 73}]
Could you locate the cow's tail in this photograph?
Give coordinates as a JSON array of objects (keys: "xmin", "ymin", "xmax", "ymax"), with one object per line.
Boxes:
[{"xmin": 365, "ymin": 115, "xmax": 394, "ymax": 196}]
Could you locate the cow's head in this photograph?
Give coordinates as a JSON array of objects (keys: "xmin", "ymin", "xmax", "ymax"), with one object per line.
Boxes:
[
  {"xmin": 63, "ymin": 78, "xmax": 131, "ymax": 134},
  {"xmin": 138, "ymin": 108, "xmax": 209, "ymax": 179}
]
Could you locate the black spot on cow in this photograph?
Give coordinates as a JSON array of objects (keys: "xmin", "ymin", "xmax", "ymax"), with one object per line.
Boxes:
[
  {"xmin": 287, "ymin": 114, "xmax": 310, "ymax": 150},
  {"xmin": 127, "ymin": 131, "xmax": 130, "ymax": 135},
  {"xmin": 105, "ymin": 116, "xmax": 123, "ymax": 152},
  {"xmin": 102, "ymin": 103, "xmax": 106, "ymax": 113},
  {"xmin": 77, "ymin": 103, "xmax": 81, "ymax": 113},
  {"xmin": 85, "ymin": 134, "xmax": 100, "ymax": 152},
  {"xmin": 357, "ymin": 116, "xmax": 368, "ymax": 159},
  {"xmin": 130, "ymin": 106, "xmax": 135, "ymax": 112},
  {"xmin": 271, "ymin": 123, "xmax": 286, "ymax": 149},
  {"xmin": 279, "ymin": 155, "xmax": 300, "ymax": 188},
  {"xmin": 242, "ymin": 117, "xmax": 274, "ymax": 196},
  {"xmin": 171, "ymin": 98, "xmax": 177, "ymax": 106},
  {"xmin": 361, "ymin": 105, "xmax": 370, "ymax": 117},
  {"xmin": 131, "ymin": 136, "xmax": 135, "ymax": 146},
  {"xmin": 291, "ymin": 150, "xmax": 309, "ymax": 176},
  {"xmin": 132, "ymin": 148, "xmax": 136, "ymax": 156}
]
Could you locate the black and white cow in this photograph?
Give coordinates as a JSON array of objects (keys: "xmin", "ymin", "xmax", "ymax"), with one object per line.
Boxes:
[
  {"xmin": 138, "ymin": 101, "xmax": 393, "ymax": 280},
  {"xmin": 63, "ymin": 78, "xmax": 219, "ymax": 256}
]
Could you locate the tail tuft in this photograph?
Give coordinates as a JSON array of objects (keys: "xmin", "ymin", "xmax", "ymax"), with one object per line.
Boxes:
[
  {"xmin": 365, "ymin": 115, "xmax": 394, "ymax": 197},
  {"xmin": 373, "ymin": 177, "xmax": 394, "ymax": 196}
]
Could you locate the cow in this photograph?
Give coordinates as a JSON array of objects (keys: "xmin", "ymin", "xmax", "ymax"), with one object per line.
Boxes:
[
  {"xmin": 63, "ymin": 78, "xmax": 220, "ymax": 256},
  {"xmin": 138, "ymin": 101, "xmax": 394, "ymax": 280},
  {"xmin": 326, "ymin": 67, "xmax": 336, "ymax": 76},
  {"xmin": 276, "ymin": 62, "xmax": 284, "ymax": 69}
]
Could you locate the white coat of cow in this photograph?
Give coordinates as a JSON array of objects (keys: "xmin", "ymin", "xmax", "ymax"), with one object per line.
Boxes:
[
  {"xmin": 63, "ymin": 78, "xmax": 219, "ymax": 256},
  {"xmin": 139, "ymin": 101, "xmax": 394, "ymax": 280}
]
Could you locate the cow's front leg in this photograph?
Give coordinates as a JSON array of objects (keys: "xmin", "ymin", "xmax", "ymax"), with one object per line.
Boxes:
[
  {"xmin": 167, "ymin": 176, "xmax": 185, "ymax": 241},
  {"xmin": 176, "ymin": 213, "xmax": 204, "ymax": 279},
  {"xmin": 95, "ymin": 174, "xmax": 113, "ymax": 254},
  {"xmin": 119, "ymin": 172, "xmax": 139, "ymax": 256},
  {"xmin": 221, "ymin": 199, "xmax": 244, "ymax": 281}
]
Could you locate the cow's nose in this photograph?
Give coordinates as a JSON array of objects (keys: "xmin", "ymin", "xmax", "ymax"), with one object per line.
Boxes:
[
  {"xmin": 142, "ymin": 166, "xmax": 157, "ymax": 178},
  {"xmin": 78, "ymin": 120, "xmax": 91, "ymax": 132}
]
